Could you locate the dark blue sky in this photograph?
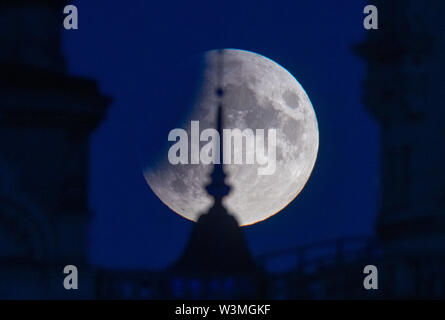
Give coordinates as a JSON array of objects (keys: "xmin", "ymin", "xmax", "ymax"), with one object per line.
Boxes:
[{"xmin": 62, "ymin": 0, "xmax": 379, "ymax": 270}]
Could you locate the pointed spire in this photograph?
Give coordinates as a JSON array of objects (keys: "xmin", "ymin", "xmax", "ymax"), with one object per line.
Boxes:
[
  {"xmin": 205, "ymin": 101, "xmax": 231, "ymax": 201},
  {"xmin": 171, "ymin": 49, "xmax": 258, "ymax": 275},
  {"xmin": 205, "ymin": 51, "xmax": 231, "ymax": 203}
]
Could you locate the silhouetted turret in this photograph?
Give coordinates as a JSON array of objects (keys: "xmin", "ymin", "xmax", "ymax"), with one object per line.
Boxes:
[
  {"xmin": 172, "ymin": 51, "xmax": 257, "ymax": 275},
  {"xmin": 0, "ymin": 0, "xmax": 110, "ymax": 299},
  {"xmin": 172, "ymin": 105, "xmax": 257, "ymax": 275}
]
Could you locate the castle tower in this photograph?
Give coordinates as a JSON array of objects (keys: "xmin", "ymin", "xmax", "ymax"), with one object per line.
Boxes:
[
  {"xmin": 0, "ymin": 1, "xmax": 109, "ymax": 298},
  {"xmin": 356, "ymin": 1, "xmax": 445, "ymax": 254}
]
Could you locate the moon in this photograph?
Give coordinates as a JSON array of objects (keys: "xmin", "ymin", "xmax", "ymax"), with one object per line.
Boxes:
[{"xmin": 143, "ymin": 49, "xmax": 318, "ymax": 226}]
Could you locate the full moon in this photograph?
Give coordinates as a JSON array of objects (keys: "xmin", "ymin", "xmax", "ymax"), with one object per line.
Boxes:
[{"xmin": 143, "ymin": 49, "xmax": 318, "ymax": 226}]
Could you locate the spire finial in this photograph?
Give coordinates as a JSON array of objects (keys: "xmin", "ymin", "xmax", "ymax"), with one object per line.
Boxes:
[{"xmin": 204, "ymin": 50, "xmax": 231, "ymax": 203}]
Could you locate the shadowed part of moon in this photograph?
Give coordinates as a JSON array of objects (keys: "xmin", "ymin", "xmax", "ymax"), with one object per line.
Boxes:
[{"xmin": 144, "ymin": 49, "xmax": 319, "ymax": 226}]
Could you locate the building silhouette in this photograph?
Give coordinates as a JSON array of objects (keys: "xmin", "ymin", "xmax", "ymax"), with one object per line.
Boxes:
[
  {"xmin": 1, "ymin": 0, "xmax": 445, "ymax": 299},
  {"xmin": 173, "ymin": 90, "xmax": 257, "ymax": 274},
  {"xmin": 351, "ymin": 0, "xmax": 445, "ymax": 298},
  {"xmin": 0, "ymin": 0, "xmax": 109, "ymax": 298},
  {"xmin": 169, "ymin": 75, "xmax": 263, "ymax": 298}
]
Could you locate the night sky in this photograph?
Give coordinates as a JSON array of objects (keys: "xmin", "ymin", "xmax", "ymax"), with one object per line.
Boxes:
[{"xmin": 62, "ymin": 0, "xmax": 379, "ymax": 270}]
